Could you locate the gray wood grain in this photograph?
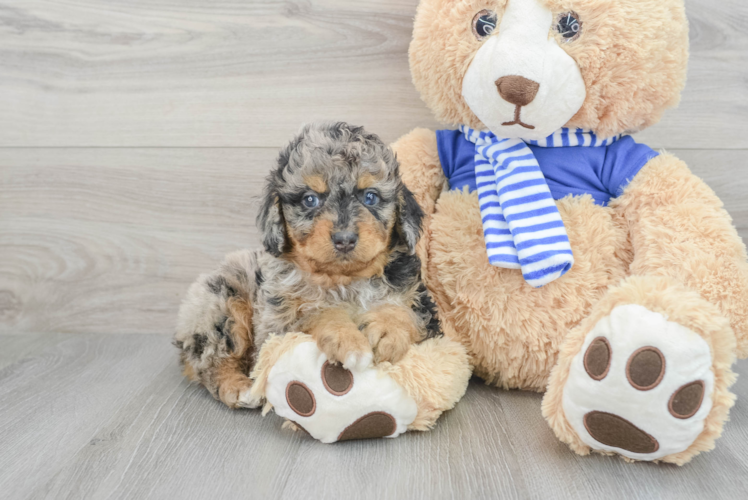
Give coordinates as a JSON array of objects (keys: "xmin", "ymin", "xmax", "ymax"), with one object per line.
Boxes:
[
  {"xmin": 0, "ymin": 334, "xmax": 746, "ymax": 500},
  {"xmin": 1, "ymin": 1, "xmax": 747, "ymax": 498},
  {"xmin": 0, "ymin": 0, "xmax": 745, "ymax": 149},
  {"xmin": 1, "ymin": 148, "xmax": 746, "ymax": 336}
]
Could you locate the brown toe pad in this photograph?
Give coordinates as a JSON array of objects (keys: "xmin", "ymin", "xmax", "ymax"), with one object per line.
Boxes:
[
  {"xmin": 584, "ymin": 411, "xmax": 659, "ymax": 454},
  {"xmin": 584, "ymin": 337, "xmax": 611, "ymax": 381},
  {"xmin": 626, "ymin": 347, "xmax": 665, "ymax": 391},
  {"xmin": 337, "ymin": 412, "xmax": 396, "ymax": 442},
  {"xmin": 286, "ymin": 381, "xmax": 316, "ymax": 417},
  {"xmin": 321, "ymin": 361, "xmax": 353, "ymax": 396},
  {"xmin": 669, "ymin": 381, "xmax": 705, "ymax": 419}
]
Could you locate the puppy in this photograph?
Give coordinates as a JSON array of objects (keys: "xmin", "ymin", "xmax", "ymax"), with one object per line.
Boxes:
[{"xmin": 174, "ymin": 122, "xmax": 442, "ymax": 408}]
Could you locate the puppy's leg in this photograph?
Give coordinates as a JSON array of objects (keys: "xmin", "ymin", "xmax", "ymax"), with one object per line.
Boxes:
[
  {"xmin": 360, "ymin": 304, "xmax": 422, "ymax": 365},
  {"xmin": 174, "ymin": 251, "xmax": 259, "ymax": 408},
  {"xmin": 304, "ymin": 308, "xmax": 373, "ymax": 371}
]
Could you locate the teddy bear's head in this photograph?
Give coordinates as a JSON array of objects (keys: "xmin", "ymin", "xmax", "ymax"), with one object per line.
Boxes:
[{"xmin": 410, "ymin": 0, "xmax": 688, "ymax": 139}]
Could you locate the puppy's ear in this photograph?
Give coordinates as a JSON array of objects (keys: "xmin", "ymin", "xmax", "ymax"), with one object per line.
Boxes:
[
  {"xmin": 395, "ymin": 185, "xmax": 424, "ymax": 254},
  {"xmin": 256, "ymin": 188, "xmax": 288, "ymax": 257}
]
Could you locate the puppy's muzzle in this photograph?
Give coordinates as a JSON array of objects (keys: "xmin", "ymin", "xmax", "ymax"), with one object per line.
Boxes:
[{"xmin": 332, "ymin": 231, "xmax": 358, "ymax": 254}]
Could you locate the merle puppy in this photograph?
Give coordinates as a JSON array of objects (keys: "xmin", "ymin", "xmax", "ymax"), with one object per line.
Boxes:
[{"xmin": 174, "ymin": 122, "xmax": 442, "ymax": 408}]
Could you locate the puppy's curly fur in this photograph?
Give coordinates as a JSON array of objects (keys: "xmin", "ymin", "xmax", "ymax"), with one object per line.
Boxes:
[{"xmin": 174, "ymin": 122, "xmax": 442, "ymax": 408}]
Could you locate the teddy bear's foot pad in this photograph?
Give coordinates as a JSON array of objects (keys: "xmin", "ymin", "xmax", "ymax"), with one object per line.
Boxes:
[
  {"xmin": 583, "ymin": 411, "xmax": 659, "ymax": 454},
  {"xmin": 337, "ymin": 412, "xmax": 397, "ymax": 441},
  {"xmin": 266, "ymin": 341, "xmax": 417, "ymax": 443},
  {"xmin": 563, "ymin": 304, "xmax": 714, "ymax": 460}
]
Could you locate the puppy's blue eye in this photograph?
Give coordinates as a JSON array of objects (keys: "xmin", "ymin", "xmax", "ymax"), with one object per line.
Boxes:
[
  {"xmin": 302, "ymin": 194, "xmax": 319, "ymax": 208},
  {"xmin": 363, "ymin": 191, "xmax": 379, "ymax": 206}
]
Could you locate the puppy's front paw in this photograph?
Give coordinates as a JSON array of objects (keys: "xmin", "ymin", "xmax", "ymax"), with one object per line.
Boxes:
[
  {"xmin": 361, "ymin": 306, "xmax": 420, "ymax": 365},
  {"xmin": 315, "ymin": 325, "xmax": 373, "ymax": 372},
  {"xmin": 362, "ymin": 322, "xmax": 410, "ymax": 365},
  {"xmin": 218, "ymin": 377, "xmax": 257, "ymax": 409}
]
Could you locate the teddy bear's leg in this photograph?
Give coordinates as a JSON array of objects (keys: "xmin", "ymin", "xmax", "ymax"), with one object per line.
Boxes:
[
  {"xmin": 174, "ymin": 250, "xmax": 258, "ymax": 409},
  {"xmin": 543, "ymin": 276, "xmax": 737, "ymax": 465},
  {"xmin": 611, "ymin": 153, "xmax": 748, "ymax": 357},
  {"xmin": 252, "ymin": 332, "xmax": 471, "ymax": 443},
  {"xmin": 543, "ymin": 153, "xmax": 748, "ymax": 464},
  {"xmin": 391, "ymin": 129, "xmax": 446, "ymax": 278}
]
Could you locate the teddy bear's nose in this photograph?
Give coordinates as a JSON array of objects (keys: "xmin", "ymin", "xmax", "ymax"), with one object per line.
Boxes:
[{"xmin": 495, "ymin": 75, "xmax": 540, "ymax": 107}]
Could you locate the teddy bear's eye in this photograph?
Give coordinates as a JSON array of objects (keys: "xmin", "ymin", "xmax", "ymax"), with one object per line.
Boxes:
[
  {"xmin": 472, "ymin": 9, "xmax": 497, "ymax": 41},
  {"xmin": 556, "ymin": 12, "xmax": 582, "ymax": 41}
]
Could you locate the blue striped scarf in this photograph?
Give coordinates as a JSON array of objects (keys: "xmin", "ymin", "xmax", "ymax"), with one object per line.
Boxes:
[{"xmin": 461, "ymin": 126, "xmax": 620, "ymax": 288}]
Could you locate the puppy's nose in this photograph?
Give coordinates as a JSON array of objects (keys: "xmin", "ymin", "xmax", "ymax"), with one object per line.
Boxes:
[
  {"xmin": 495, "ymin": 76, "xmax": 540, "ymax": 107},
  {"xmin": 332, "ymin": 231, "xmax": 358, "ymax": 253}
]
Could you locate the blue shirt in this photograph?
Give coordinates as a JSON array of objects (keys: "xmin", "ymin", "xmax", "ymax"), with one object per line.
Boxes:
[{"xmin": 436, "ymin": 129, "xmax": 659, "ymax": 206}]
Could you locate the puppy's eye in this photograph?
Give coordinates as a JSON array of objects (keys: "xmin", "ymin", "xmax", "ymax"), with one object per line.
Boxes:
[
  {"xmin": 363, "ymin": 191, "xmax": 379, "ymax": 206},
  {"xmin": 302, "ymin": 194, "xmax": 319, "ymax": 208},
  {"xmin": 556, "ymin": 12, "xmax": 582, "ymax": 41},
  {"xmin": 472, "ymin": 9, "xmax": 497, "ymax": 40}
]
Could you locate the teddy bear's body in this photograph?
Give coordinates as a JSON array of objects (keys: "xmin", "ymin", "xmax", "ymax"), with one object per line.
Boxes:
[{"xmin": 394, "ymin": 0, "xmax": 748, "ymax": 464}]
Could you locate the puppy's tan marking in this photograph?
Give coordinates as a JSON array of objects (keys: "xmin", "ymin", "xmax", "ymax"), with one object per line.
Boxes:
[
  {"xmin": 182, "ymin": 361, "xmax": 198, "ymax": 381},
  {"xmin": 214, "ymin": 297, "xmax": 255, "ymax": 408},
  {"xmin": 304, "ymin": 175, "xmax": 328, "ymax": 193},
  {"xmin": 355, "ymin": 210, "xmax": 391, "ymax": 262},
  {"xmin": 303, "ymin": 307, "xmax": 372, "ymax": 366},
  {"xmin": 215, "ymin": 358, "xmax": 254, "ymax": 408},
  {"xmin": 227, "ymin": 297, "xmax": 253, "ymax": 353},
  {"xmin": 288, "ymin": 212, "xmax": 391, "ymax": 286},
  {"xmin": 357, "ymin": 172, "xmax": 379, "ymax": 190},
  {"xmin": 360, "ymin": 304, "xmax": 421, "ymax": 364},
  {"xmin": 289, "ymin": 218, "xmax": 335, "ymax": 259}
]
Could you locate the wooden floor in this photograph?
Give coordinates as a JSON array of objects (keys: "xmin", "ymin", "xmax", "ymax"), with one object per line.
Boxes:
[
  {"xmin": 1, "ymin": 0, "xmax": 748, "ymax": 498},
  {"xmin": 0, "ymin": 334, "xmax": 746, "ymax": 499}
]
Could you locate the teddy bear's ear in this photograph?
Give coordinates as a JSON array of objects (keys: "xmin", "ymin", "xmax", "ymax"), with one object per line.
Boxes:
[
  {"xmin": 256, "ymin": 186, "xmax": 289, "ymax": 258},
  {"xmin": 395, "ymin": 185, "xmax": 424, "ymax": 255}
]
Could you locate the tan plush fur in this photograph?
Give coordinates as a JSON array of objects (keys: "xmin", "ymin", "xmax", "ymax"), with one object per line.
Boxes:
[
  {"xmin": 612, "ymin": 154, "xmax": 748, "ymax": 358},
  {"xmin": 382, "ymin": 336, "xmax": 472, "ymax": 430},
  {"xmin": 398, "ymin": 0, "xmax": 748, "ymax": 463},
  {"xmin": 426, "ymin": 190, "xmax": 632, "ymax": 391}
]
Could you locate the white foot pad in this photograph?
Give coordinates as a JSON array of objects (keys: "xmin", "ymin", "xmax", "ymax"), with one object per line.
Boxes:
[
  {"xmin": 265, "ymin": 342, "xmax": 418, "ymax": 443},
  {"xmin": 563, "ymin": 304, "xmax": 714, "ymax": 460}
]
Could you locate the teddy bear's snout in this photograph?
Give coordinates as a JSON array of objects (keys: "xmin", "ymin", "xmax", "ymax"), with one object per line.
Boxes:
[{"xmin": 495, "ymin": 75, "xmax": 540, "ymax": 107}]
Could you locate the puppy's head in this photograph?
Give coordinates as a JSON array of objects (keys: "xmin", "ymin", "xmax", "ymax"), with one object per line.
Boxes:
[{"xmin": 257, "ymin": 122, "xmax": 423, "ymax": 279}]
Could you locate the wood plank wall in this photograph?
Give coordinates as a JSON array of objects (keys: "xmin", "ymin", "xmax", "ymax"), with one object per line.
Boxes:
[{"xmin": 1, "ymin": 0, "xmax": 747, "ymax": 335}]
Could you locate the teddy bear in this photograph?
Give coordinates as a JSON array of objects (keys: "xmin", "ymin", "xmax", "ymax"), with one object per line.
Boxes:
[{"xmin": 390, "ymin": 0, "xmax": 748, "ymax": 464}]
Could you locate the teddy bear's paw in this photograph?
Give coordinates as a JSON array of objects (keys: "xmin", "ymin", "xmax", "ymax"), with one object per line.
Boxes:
[
  {"xmin": 562, "ymin": 304, "xmax": 714, "ymax": 461},
  {"xmin": 265, "ymin": 341, "xmax": 418, "ymax": 443}
]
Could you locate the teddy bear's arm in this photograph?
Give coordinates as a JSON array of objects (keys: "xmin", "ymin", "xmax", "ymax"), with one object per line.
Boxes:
[{"xmin": 611, "ymin": 153, "xmax": 748, "ymax": 357}]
